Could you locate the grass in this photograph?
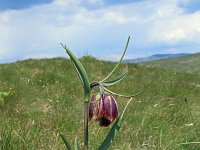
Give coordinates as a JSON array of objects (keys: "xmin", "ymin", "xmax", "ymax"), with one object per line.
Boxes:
[{"xmin": 0, "ymin": 57, "xmax": 199, "ymax": 149}]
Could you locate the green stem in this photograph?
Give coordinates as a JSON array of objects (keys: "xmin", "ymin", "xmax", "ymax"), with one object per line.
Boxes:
[{"xmin": 84, "ymin": 101, "xmax": 89, "ymax": 150}]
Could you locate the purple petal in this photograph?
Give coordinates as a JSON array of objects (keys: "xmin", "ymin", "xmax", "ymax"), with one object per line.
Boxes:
[{"xmin": 96, "ymin": 94, "xmax": 118, "ymax": 126}]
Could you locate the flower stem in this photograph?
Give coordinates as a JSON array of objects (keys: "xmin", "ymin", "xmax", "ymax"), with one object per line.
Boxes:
[{"xmin": 84, "ymin": 101, "xmax": 89, "ymax": 150}]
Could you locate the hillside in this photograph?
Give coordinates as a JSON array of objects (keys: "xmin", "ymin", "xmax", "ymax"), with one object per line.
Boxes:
[
  {"xmin": 140, "ymin": 53, "xmax": 200, "ymax": 74},
  {"xmin": 0, "ymin": 57, "xmax": 200, "ymax": 149},
  {"xmin": 123, "ymin": 53, "xmax": 190, "ymax": 63}
]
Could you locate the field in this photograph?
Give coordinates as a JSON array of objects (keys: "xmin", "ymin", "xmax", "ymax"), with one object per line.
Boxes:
[{"xmin": 0, "ymin": 56, "xmax": 200, "ymax": 149}]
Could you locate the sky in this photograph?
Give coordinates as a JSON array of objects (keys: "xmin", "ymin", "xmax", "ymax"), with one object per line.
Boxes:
[{"xmin": 0, "ymin": 0, "xmax": 200, "ymax": 63}]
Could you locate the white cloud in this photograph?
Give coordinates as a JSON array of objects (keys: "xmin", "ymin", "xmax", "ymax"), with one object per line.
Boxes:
[
  {"xmin": 24, "ymin": 53, "xmax": 60, "ymax": 60},
  {"xmin": 103, "ymin": 53, "xmax": 148, "ymax": 61},
  {"xmin": 53, "ymin": 0, "xmax": 81, "ymax": 7},
  {"xmin": 0, "ymin": 0, "xmax": 200, "ymax": 63},
  {"xmin": 149, "ymin": 11, "xmax": 200, "ymax": 44},
  {"xmin": 165, "ymin": 29, "xmax": 186, "ymax": 42}
]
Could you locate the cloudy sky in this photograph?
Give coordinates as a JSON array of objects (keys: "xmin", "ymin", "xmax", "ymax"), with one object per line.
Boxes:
[{"xmin": 0, "ymin": 0, "xmax": 200, "ymax": 63}]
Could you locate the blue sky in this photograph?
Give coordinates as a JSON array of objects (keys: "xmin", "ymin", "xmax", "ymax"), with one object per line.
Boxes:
[
  {"xmin": 0, "ymin": 0, "xmax": 53, "ymax": 11},
  {"xmin": 0, "ymin": 0, "xmax": 200, "ymax": 63}
]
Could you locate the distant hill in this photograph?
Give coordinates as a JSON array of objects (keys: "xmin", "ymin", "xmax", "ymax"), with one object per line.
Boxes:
[
  {"xmin": 124, "ymin": 53, "xmax": 190, "ymax": 63},
  {"xmin": 140, "ymin": 52, "xmax": 200, "ymax": 74}
]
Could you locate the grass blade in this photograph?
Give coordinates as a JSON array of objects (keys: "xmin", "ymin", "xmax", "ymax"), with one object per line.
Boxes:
[
  {"xmin": 101, "ymin": 36, "xmax": 130, "ymax": 82},
  {"xmin": 61, "ymin": 44, "xmax": 91, "ymax": 102},
  {"xmin": 60, "ymin": 133, "xmax": 72, "ymax": 150},
  {"xmin": 184, "ymin": 97, "xmax": 199, "ymax": 141},
  {"xmin": 74, "ymin": 136, "xmax": 79, "ymax": 150},
  {"xmin": 98, "ymin": 98, "xmax": 132, "ymax": 150}
]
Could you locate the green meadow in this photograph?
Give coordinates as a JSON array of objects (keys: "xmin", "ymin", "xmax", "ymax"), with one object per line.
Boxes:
[{"xmin": 0, "ymin": 56, "xmax": 199, "ymax": 149}]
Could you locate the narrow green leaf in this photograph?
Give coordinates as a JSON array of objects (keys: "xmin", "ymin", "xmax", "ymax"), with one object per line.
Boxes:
[
  {"xmin": 98, "ymin": 98, "xmax": 132, "ymax": 150},
  {"xmin": 101, "ymin": 36, "xmax": 130, "ymax": 82},
  {"xmin": 103, "ymin": 86, "xmax": 145, "ymax": 98},
  {"xmin": 74, "ymin": 136, "xmax": 79, "ymax": 150},
  {"xmin": 61, "ymin": 44, "xmax": 91, "ymax": 102},
  {"xmin": 60, "ymin": 133, "xmax": 72, "ymax": 150},
  {"xmin": 101, "ymin": 71, "xmax": 128, "ymax": 87}
]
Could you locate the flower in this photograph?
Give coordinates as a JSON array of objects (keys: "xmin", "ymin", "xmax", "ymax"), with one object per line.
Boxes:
[{"xmin": 89, "ymin": 93, "xmax": 118, "ymax": 127}]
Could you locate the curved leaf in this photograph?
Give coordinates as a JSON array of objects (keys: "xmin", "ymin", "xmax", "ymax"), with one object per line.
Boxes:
[
  {"xmin": 98, "ymin": 98, "xmax": 132, "ymax": 150},
  {"xmin": 101, "ymin": 71, "xmax": 128, "ymax": 87},
  {"xmin": 61, "ymin": 44, "xmax": 91, "ymax": 102},
  {"xmin": 103, "ymin": 86, "xmax": 145, "ymax": 98},
  {"xmin": 101, "ymin": 36, "xmax": 130, "ymax": 82},
  {"xmin": 60, "ymin": 133, "xmax": 72, "ymax": 150}
]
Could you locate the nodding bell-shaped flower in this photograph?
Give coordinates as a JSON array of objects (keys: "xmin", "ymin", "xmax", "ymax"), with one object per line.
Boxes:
[{"xmin": 89, "ymin": 93, "xmax": 118, "ymax": 127}]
